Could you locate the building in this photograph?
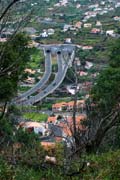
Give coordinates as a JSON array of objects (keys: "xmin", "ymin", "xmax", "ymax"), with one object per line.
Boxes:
[
  {"xmin": 24, "ymin": 68, "xmax": 36, "ymax": 74},
  {"xmin": 47, "ymin": 116, "xmax": 57, "ymax": 124},
  {"xmin": 19, "ymin": 122, "xmax": 48, "ymax": 136},
  {"xmin": 47, "ymin": 28, "xmax": 55, "ymax": 35},
  {"xmin": 74, "ymin": 21, "xmax": 82, "ymax": 29},
  {"xmin": 106, "ymin": 30, "xmax": 115, "ymax": 37},
  {"xmin": 52, "ymin": 100, "xmax": 85, "ymax": 112},
  {"xmin": 52, "ymin": 102, "xmax": 68, "ymax": 112},
  {"xmin": 91, "ymin": 28, "xmax": 101, "ymax": 34},
  {"xmin": 64, "ymin": 38, "xmax": 72, "ymax": 43},
  {"xmin": 113, "ymin": 16, "xmax": 120, "ymax": 21},
  {"xmin": 82, "ymin": 46, "xmax": 93, "ymax": 50},
  {"xmin": 96, "ymin": 21, "xmax": 102, "ymax": 26},
  {"xmin": 84, "ymin": 23, "xmax": 92, "ymax": 28}
]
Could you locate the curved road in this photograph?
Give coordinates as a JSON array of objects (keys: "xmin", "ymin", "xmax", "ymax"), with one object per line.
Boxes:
[
  {"xmin": 23, "ymin": 50, "xmax": 75, "ymax": 105},
  {"xmin": 15, "ymin": 51, "xmax": 52, "ymax": 102}
]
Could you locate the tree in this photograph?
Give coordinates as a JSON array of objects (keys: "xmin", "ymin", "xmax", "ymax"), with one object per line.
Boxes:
[
  {"xmin": 78, "ymin": 39, "xmax": 120, "ymax": 153},
  {"xmin": 65, "ymin": 39, "xmax": 120, "ymax": 157},
  {"xmin": 0, "ymin": 33, "xmax": 31, "ymax": 118},
  {"xmin": 0, "ymin": 0, "xmax": 20, "ymax": 21}
]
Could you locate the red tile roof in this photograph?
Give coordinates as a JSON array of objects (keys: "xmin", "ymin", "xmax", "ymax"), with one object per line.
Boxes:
[
  {"xmin": 19, "ymin": 121, "xmax": 43, "ymax": 128},
  {"xmin": 52, "ymin": 102, "xmax": 67, "ymax": 108},
  {"xmin": 47, "ymin": 116, "xmax": 57, "ymax": 123}
]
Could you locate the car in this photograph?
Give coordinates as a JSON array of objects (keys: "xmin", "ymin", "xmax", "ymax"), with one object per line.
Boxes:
[
  {"xmin": 46, "ymin": 49, "xmax": 51, "ymax": 53},
  {"xmin": 57, "ymin": 51, "xmax": 61, "ymax": 54},
  {"xmin": 52, "ymin": 82, "xmax": 56, "ymax": 86}
]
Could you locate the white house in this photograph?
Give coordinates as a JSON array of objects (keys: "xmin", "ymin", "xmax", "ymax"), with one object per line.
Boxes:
[
  {"xmin": 96, "ymin": 21, "xmax": 102, "ymax": 26},
  {"xmin": 85, "ymin": 61, "xmax": 93, "ymax": 69},
  {"xmin": 84, "ymin": 23, "xmax": 92, "ymax": 28},
  {"xmin": 41, "ymin": 31, "xmax": 48, "ymax": 37},
  {"xmin": 106, "ymin": 30, "xmax": 115, "ymax": 37},
  {"xmin": 65, "ymin": 38, "xmax": 72, "ymax": 43},
  {"xmin": 47, "ymin": 28, "xmax": 55, "ymax": 35},
  {"xmin": 113, "ymin": 16, "xmax": 120, "ymax": 21}
]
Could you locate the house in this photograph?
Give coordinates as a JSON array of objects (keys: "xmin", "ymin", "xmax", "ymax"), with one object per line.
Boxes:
[
  {"xmin": 106, "ymin": 30, "xmax": 115, "ymax": 37},
  {"xmin": 91, "ymin": 28, "xmax": 101, "ymax": 34},
  {"xmin": 74, "ymin": 21, "xmax": 82, "ymax": 29},
  {"xmin": 47, "ymin": 116, "xmax": 57, "ymax": 124},
  {"xmin": 24, "ymin": 68, "xmax": 36, "ymax": 74},
  {"xmin": 64, "ymin": 38, "xmax": 72, "ymax": 43},
  {"xmin": 66, "ymin": 85, "xmax": 79, "ymax": 95},
  {"xmin": 19, "ymin": 122, "xmax": 48, "ymax": 136},
  {"xmin": 52, "ymin": 102, "xmax": 68, "ymax": 112},
  {"xmin": 84, "ymin": 23, "xmax": 92, "ymax": 28},
  {"xmin": 52, "ymin": 100, "xmax": 85, "ymax": 112},
  {"xmin": 67, "ymin": 100, "xmax": 85, "ymax": 111},
  {"xmin": 82, "ymin": 46, "xmax": 93, "ymax": 50},
  {"xmin": 47, "ymin": 28, "xmax": 55, "ymax": 35},
  {"xmin": 79, "ymin": 71, "xmax": 88, "ymax": 76},
  {"xmin": 85, "ymin": 61, "xmax": 93, "ymax": 69},
  {"xmin": 40, "ymin": 31, "xmax": 48, "ymax": 38},
  {"xmin": 96, "ymin": 21, "xmax": 102, "ymax": 26},
  {"xmin": 113, "ymin": 16, "xmax": 120, "ymax": 21}
]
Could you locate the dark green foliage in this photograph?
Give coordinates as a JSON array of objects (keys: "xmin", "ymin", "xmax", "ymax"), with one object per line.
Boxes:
[
  {"xmin": 83, "ymin": 150, "xmax": 120, "ymax": 180},
  {"xmin": 0, "ymin": 33, "xmax": 30, "ymax": 102},
  {"xmin": 92, "ymin": 68, "xmax": 120, "ymax": 111},
  {"xmin": 109, "ymin": 39, "xmax": 120, "ymax": 68},
  {"xmin": 92, "ymin": 39, "xmax": 120, "ymax": 111}
]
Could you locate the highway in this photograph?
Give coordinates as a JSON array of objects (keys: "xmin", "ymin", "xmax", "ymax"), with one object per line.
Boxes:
[
  {"xmin": 15, "ymin": 44, "xmax": 75, "ymax": 105},
  {"xmin": 22, "ymin": 50, "xmax": 75, "ymax": 105},
  {"xmin": 15, "ymin": 51, "xmax": 52, "ymax": 102}
]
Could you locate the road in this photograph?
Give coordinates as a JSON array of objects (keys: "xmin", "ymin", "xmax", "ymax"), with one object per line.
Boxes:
[
  {"xmin": 22, "ymin": 50, "xmax": 75, "ymax": 105},
  {"xmin": 15, "ymin": 44, "xmax": 75, "ymax": 105},
  {"xmin": 15, "ymin": 51, "xmax": 52, "ymax": 102}
]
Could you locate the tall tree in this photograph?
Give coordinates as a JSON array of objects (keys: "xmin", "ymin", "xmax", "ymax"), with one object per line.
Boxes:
[
  {"xmin": 0, "ymin": 33, "xmax": 30, "ymax": 118},
  {"xmin": 68, "ymin": 39, "xmax": 120, "ymax": 156}
]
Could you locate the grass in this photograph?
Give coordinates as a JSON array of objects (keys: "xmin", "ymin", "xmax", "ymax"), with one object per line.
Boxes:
[
  {"xmin": 18, "ymin": 86, "xmax": 31, "ymax": 93},
  {"xmin": 83, "ymin": 150, "xmax": 120, "ymax": 180},
  {"xmin": 23, "ymin": 112, "xmax": 48, "ymax": 122},
  {"xmin": 28, "ymin": 49, "xmax": 44, "ymax": 69},
  {"xmin": 1, "ymin": 148, "xmax": 120, "ymax": 179}
]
